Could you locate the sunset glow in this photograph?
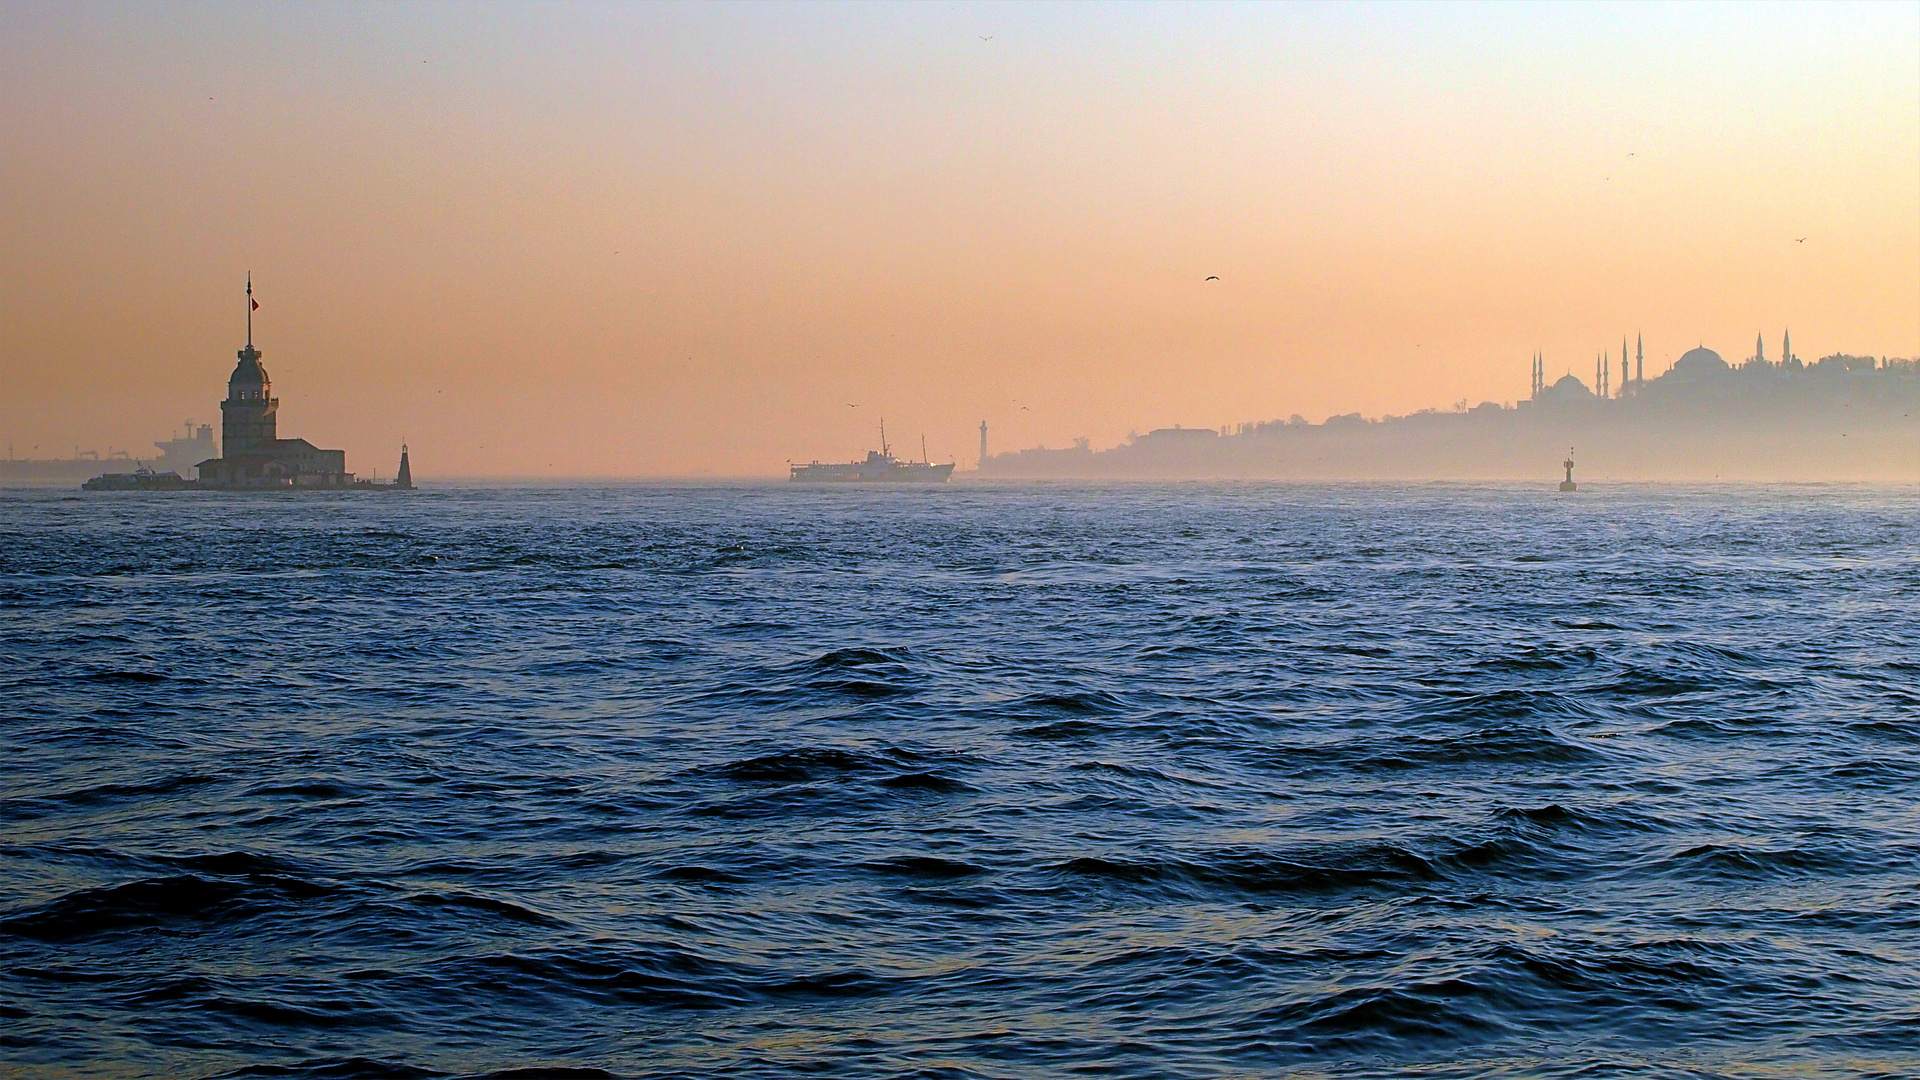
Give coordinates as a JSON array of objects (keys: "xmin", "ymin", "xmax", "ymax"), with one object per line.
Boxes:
[{"xmin": 3, "ymin": 1, "xmax": 1914, "ymax": 475}]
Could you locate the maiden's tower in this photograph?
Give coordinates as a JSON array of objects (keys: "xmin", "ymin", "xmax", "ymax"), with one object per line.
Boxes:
[{"xmin": 195, "ymin": 278, "xmax": 355, "ymax": 489}]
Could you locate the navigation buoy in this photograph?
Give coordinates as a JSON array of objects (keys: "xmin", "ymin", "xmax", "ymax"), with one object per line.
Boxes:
[{"xmin": 1559, "ymin": 448, "xmax": 1577, "ymax": 492}]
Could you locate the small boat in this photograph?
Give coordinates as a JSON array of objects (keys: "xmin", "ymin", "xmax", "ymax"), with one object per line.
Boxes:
[{"xmin": 82, "ymin": 465, "xmax": 190, "ymax": 491}]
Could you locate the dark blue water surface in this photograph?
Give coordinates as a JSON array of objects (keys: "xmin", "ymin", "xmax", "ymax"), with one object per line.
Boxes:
[{"xmin": 4, "ymin": 482, "xmax": 1918, "ymax": 1079}]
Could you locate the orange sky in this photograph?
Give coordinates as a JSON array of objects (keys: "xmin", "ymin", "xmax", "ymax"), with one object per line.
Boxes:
[{"xmin": 2, "ymin": 1, "xmax": 1915, "ymax": 476}]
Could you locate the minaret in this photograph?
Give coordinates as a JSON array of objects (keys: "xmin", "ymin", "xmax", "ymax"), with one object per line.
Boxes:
[
  {"xmin": 220, "ymin": 274, "xmax": 278, "ymax": 458},
  {"xmin": 978, "ymin": 420, "xmax": 988, "ymax": 469},
  {"xmin": 1783, "ymin": 328, "xmax": 1796, "ymax": 369},
  {"xmin": 1621, "ymin": 336, "xmax": 1629, "ymax": 395},
  {"xmin": 1755, "ymin": 331, "xmax": 1766, "ymax": 366},
  {"xmin": 1636, "ymin": 333, "xmax": 1644, "ymax": 384}
]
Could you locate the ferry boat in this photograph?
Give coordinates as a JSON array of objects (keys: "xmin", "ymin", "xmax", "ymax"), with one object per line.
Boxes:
[{"xmin": 791, "ymin": 425, "xmax": 955, "ymax": 483}]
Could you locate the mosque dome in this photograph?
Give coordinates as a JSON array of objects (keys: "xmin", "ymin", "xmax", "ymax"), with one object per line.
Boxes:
[
  {"xmin": 1548, "ymin": 373, "xmax": 1591, "ymax": 396},
  {"xmin": 1674, "ymin": 346, "xmax": 1727, "ymax": 375}
]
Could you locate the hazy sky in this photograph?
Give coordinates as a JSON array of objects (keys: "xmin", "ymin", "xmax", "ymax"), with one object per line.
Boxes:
[{"xmin": 3, "ymin": 1, "xmax": 1915, "ymax": 475}]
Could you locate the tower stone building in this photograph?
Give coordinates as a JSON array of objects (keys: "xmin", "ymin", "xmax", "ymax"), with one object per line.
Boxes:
[
  {"xmin": 196, "ymin": 279, "xmax": 354, "ymax": 488},
  {"xmin": 221, "ymin": 338, "xmax": 278, "ymax": 457}
]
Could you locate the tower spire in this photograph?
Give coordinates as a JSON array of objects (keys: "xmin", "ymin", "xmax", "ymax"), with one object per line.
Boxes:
[{"xmin": 246, "ymin": 273, "xmax": 253, "ymax": 348}]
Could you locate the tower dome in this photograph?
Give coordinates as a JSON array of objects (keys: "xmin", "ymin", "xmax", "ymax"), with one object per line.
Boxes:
[{"xmin": 229, "ymin": 343, "xmax": 270, "ymax": 387}]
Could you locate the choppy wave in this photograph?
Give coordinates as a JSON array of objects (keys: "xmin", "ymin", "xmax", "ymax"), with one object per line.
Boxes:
[{"xmin": 2, "ymin": 481, "xmax": 1918, "ymax": 1078}]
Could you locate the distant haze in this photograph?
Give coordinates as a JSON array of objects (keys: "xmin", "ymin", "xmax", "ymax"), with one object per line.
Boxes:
[{"xmin": 2, "ymin": 1, "xmax": 1916, "ymax": 477}]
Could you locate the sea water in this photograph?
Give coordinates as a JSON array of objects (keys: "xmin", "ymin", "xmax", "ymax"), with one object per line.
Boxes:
[{"xmin": 2, "ymin": 482, "xmax": 1917, "ymax": 1078}]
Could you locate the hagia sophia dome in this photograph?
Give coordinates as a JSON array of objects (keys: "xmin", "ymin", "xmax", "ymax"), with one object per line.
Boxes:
[{"xmin": 1674, "ymin": 346, "xmax": 1728, "ymax": 375}]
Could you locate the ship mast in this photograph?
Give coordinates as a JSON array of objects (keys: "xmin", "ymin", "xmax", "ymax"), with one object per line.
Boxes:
[{"xmin": 879, "ymin": 419, "xmax": 889, "ymax": 457}]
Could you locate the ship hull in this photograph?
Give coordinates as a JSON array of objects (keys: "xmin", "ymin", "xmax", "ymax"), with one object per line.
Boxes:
[{"xmin": 791, "ymin": 462, "xmax": 955, "ymax": 483}]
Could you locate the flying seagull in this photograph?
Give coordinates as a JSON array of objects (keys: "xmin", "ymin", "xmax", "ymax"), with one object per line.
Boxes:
[
  {"xmin": 1205, "ymin": 275, "xmax": 1219, "ymax": 281},
  {"xmin": 979, "ymin": 35, "xmax": 993, "ymax": 40},
  {"xmin": 1795, "ymin": 237, "xmax": 1807, "ymax": 243}
]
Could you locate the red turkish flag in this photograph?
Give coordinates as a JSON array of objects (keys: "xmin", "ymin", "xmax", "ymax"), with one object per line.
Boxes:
[{"xmin": 250, "ymin": 298, "xmax": 259, "ymax": 310}]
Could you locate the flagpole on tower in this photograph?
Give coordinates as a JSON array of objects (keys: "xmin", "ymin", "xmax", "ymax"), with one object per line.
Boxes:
[{"xmin": 246, "ymin": 273, "xmax": 253, "ymax": 348}]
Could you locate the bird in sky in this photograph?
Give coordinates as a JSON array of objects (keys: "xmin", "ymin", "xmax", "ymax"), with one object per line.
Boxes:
[
  {"xmin": 1795, "ymin": 237, "xmax": 1807, "ymax": 243},
  {"xmin": 847, "ymin": 403, "xmax": 858, "ymax": 408},
  {"xmin": 979, "ymin": 35, "xmax": 993, "ymax": 40},
  {"xmin": 1205, "ymin": 275, "xmax": 1219, "ymax": 281},
  {"xmin": 1021, "ymin": 406, "xmax": 1030, "ymax": 411}
]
